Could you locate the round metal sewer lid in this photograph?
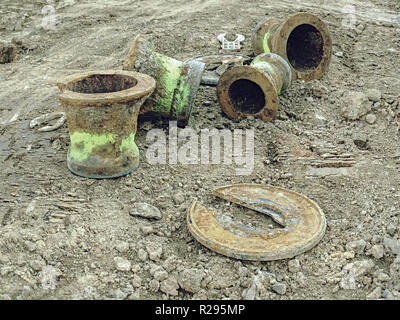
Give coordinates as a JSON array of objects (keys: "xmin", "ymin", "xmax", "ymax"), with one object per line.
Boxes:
[{"xmin": 187, "ymin": 184, "xmax": 326, "ymax": 261}]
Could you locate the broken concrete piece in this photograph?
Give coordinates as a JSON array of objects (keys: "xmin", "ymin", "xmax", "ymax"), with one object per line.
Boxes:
[
  {"xmin": 383, "ymin": 238, "xmax": 400, "ymax": 256},
  {"xmin": 366, "ymin": 89, "xmax": 382, "ymax": 102},
  {"xmin": 341, "ymin": 91, "xmax": 372, "ymax": 120},
  {"xmin": 0, "ymin": 41, "xmax": 16, "ymax": 64},
  {"xmin": 130, "ymin": 203, "xmax": 162, "ymax": 220},
  {"xmin": 178, "ymin": 268, "xmax": 205, "ymax": 294},
  {"xmin": 160, "ymin": 277, "xmax": 179, "ymax": 296},
  {"xmin": 114, "ymin": 257, "xmax": 131, "ymax": 272}
]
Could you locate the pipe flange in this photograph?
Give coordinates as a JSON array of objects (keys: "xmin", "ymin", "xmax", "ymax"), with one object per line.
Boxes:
[
  {"xmin": 217, "ymin": 65, "xmax": 278, "ymax": 122},
  {"xmin": 252, "ymin": 12, "xmax": 332, "ymax": 81}
]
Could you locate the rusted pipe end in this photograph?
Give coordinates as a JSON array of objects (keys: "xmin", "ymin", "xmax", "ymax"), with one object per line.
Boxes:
[
  {"xmin": 217, "ymin": 53, "xmax": 291, "ymax": 123},
  {"xmin": 252, "ymin": 12, "xmax": 332, "ymax": 81},
  {"xmin": 123, "ymin": 34, "xmax": 205, "ymax": 127},
  {"xmin": 57, "ymin": 70, "xmax": 155, "ymax": 179},
  {"xmin": 57, "ymin": 70, "xmax": 155, "ymax": 107}
]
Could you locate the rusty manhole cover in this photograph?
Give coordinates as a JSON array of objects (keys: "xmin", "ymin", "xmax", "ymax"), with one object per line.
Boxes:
[{"xmin": 187, "ymin": 184, "xmax": 326, "ymax": 261}]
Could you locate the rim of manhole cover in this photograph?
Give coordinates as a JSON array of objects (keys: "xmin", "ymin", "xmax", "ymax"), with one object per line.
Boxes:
[{"xmin": 187, "ymin": 184, "xmax": 326, "ymax": 261}]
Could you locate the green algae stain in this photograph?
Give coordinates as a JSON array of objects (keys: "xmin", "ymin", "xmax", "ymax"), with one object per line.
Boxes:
[
  {"xmin": 69, "ymin": 131, "xmax": 116, "ymax": 162},
  {"xmin": 153, "ymin": 52, "xmax": 182, "ymax": 115},
  {"xmin": 252, "ymin": 61, "xmax": 275, "ymax": 74},
  {"xmin": 174, "ymin": 78, "xmax": 190, "ymax": 115},
  {"xmin": 262, "ymin": 32, "xmax": 271, "ymax": 53},
  {"xmin": 120, "ymin": 132, "xmax": 139, "ymax": 157}
]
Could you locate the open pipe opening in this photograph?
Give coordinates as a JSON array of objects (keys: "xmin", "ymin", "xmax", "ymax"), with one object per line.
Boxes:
[
  {"xmin": 286, "ymin": 24, "xmax": 323, "ymax": 72},
  {"xmin": 67, "ymin": 74, "xmax": 138, "ymax": 94},
  {"xmin": 228, "ymin": 79, "xmax": 265, "ymax": 114}
]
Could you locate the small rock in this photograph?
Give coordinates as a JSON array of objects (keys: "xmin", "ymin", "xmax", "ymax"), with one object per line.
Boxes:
[
  {"xmin": 160, "ymin": 277, "xmax": 179, "ymax": 296},
  {"xmin": 132, "ymin": 275, "xmax": 142, "ymax": 288},
  {"xmin": 114, "ymin": 257, "xmax": 131, "ymax": 272},
  {"xmin": 272, "ymin": 282, "xmax": 287, "ymax": 295},
  {"xmin": 366, "ymin": 89, "xmax": 382, "ymax": 102},
  {"xmin": 382, "ymin": 289, "xmax": 391, "ymax": 299},
  {"xmin": 340, "ymin": 260, "xmax": 375, "ymax": 290},
  {"xmin": 146, "ymin": 243, "xmax": 163, "ymax": 261},
  {"xmin": 288, "ymin": 259, "xmax": 301, "ymax": 273},
  {"xmin": 341, "ymin": 91, "xmax": 372, "ymax": 120},
  {"xmin": 128, "ymin": 291, "xmax": 141, "ymax": 300},
  {"xmin": 115, "ymin": 241, "xmax": 130, "ymax": 253},
  {"xmin": 172, "ymin": 193, "xmax": 185, "ymax": 205},
  {"xmin": 243, "ymin": 281, "xmax": 257, "ymax": 300},
  {"xmin": 138, "ymin": 248, "xmax": 148, "ymax": 262},
  {"xmin": 367, "ymin": 287, "xmax": 382, "ymax": 299},
  {"xmin": 0, "ymin": 41, "xmax": 17, "ymax": 64},
  {"xmin": 346, "ymin": 239, "xmax": 367, "ymax": 254},
  {"xmin": 111, "ymin": 289, "xmax": 128, "ymax": 300},
  {"xmin": 30, "ymin": 259, "xmax": 45, "ymax": 272},
  {"xmin": 154, "ymin": 269, "xmax": 169, "ymax": 282},
  {"xmin": 149, "ymin": 279, "xmax": 160, "ymax": 292},
  {"xmin": 141, "ymin": 225, "xmax": 155, "ymax": 235},
  {"xmin": 335, "ymin": 51, "xmax": 344, "ymax": 58},
  {"xmin": 178, "ymin": 268, "xmax": 205, "ymax": 294},
  {"xmin": 353, "ymin": 134, "xmax": 369, "ymax": 150},
  {"xmin": 376, "ymin": 272, "xmax": 390, "ymax": 282},
  {"xmin": 370, "ymin": 245, "xmax": 384, "ymax": 259},
  {"xmin": 344, "ymin": 251, "xmax": 355, "ymax": 259},
  {"xmin": 383, "ymin": 237, "xmax": 400, "ymax": 255},
  {"xmin": 130, "ymin": 203, "xmax": 162, "ymax": 220},
  {"xmin": 365, "ymin": 114, "xmax": 376, "ymax": 124},
  {"xmin": 386, "ymin": 224, "xmax": 397, "ymax": 236}
]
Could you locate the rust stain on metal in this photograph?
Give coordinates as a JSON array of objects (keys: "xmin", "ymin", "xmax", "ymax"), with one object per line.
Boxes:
[
  {"xmin": 252, "ymin": 12, "xmax": 332, "ymax": 81},
  {"xmin": 187, "ymin": 184, "xmax": 326, "ymax": 261},
  {"xmin": 122, "ymin": 34, "xmax": 205, "ymax": 127},
  {"xmin": 57, "ymin": 70, "xmax": 155, "ymax": 179}
]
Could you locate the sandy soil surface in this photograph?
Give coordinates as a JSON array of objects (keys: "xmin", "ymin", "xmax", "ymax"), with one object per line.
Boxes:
[{"xmin": 0, "ymin": 0, "xmax": 400, "ymax": 300}]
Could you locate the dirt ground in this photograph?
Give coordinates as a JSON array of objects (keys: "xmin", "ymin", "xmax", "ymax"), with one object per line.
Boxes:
[{"xmin": 1, "ymin": 0, "xmax": 400, "ymax": 300}]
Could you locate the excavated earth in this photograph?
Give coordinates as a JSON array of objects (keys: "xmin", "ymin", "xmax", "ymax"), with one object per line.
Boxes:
[{"xmin": 0, "ymin": 0, "xmax": 400, "ymax": 300}]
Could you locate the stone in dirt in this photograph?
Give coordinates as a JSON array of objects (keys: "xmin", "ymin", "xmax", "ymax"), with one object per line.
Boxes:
[
  {"xmin": 383, "ymin": 238, "xmax": 400, "ymax": 256},
  {"xmin": 346, "ymin": 239, "xmax": 367, "ymax": 254},
  {"xmin": 0, "ymin": 41, "xmax": 16, "ymax": 64},
  {"xmin": 340, "ymin": 260, "xmax": 375, "ymax": 290},
  {"xmin": 370, "ymin": 245, "xmax": 384, "ymax": 259},
  {"xmin": 367, "ymin": 287, "xmax": 382, "ymax": 300},
  {"xmin": 160, "ymin": 277, "xmax": 179, "ymax": 296},
  {"xmin": 272, "ymin": 282, "xmax": 287, "ymax": 295},
  {"xmin": 341, "ymin": 91, "xmax": 372, "ymax": 120},
  {"xmin": 353, "ymin": 133, "xmax": 369, "ymax": 150},
  {"xmin": 365, "ymin": 114, "xmax": 376, "ymax": 124},
  {"xmin": 288, "ymin": 259, "xmax": 301, "ymax": 273},
  {"xmin": 114, "ymin": 257, "xmax": 131, "ymax": 272},
  {"xmin": 178, "ymin": 268, "xmax": 205, "ymax": 294},
  {"xmin": 146, "ymin": 242, "xmax": 163, "ymax": 261},
  {"xmin": 366, "ymin": 89, "xmax": 382, "ymax": 102},
  {"xmin": 130, "ymin": 203, "xmax": 162, "ymax": 220}
]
